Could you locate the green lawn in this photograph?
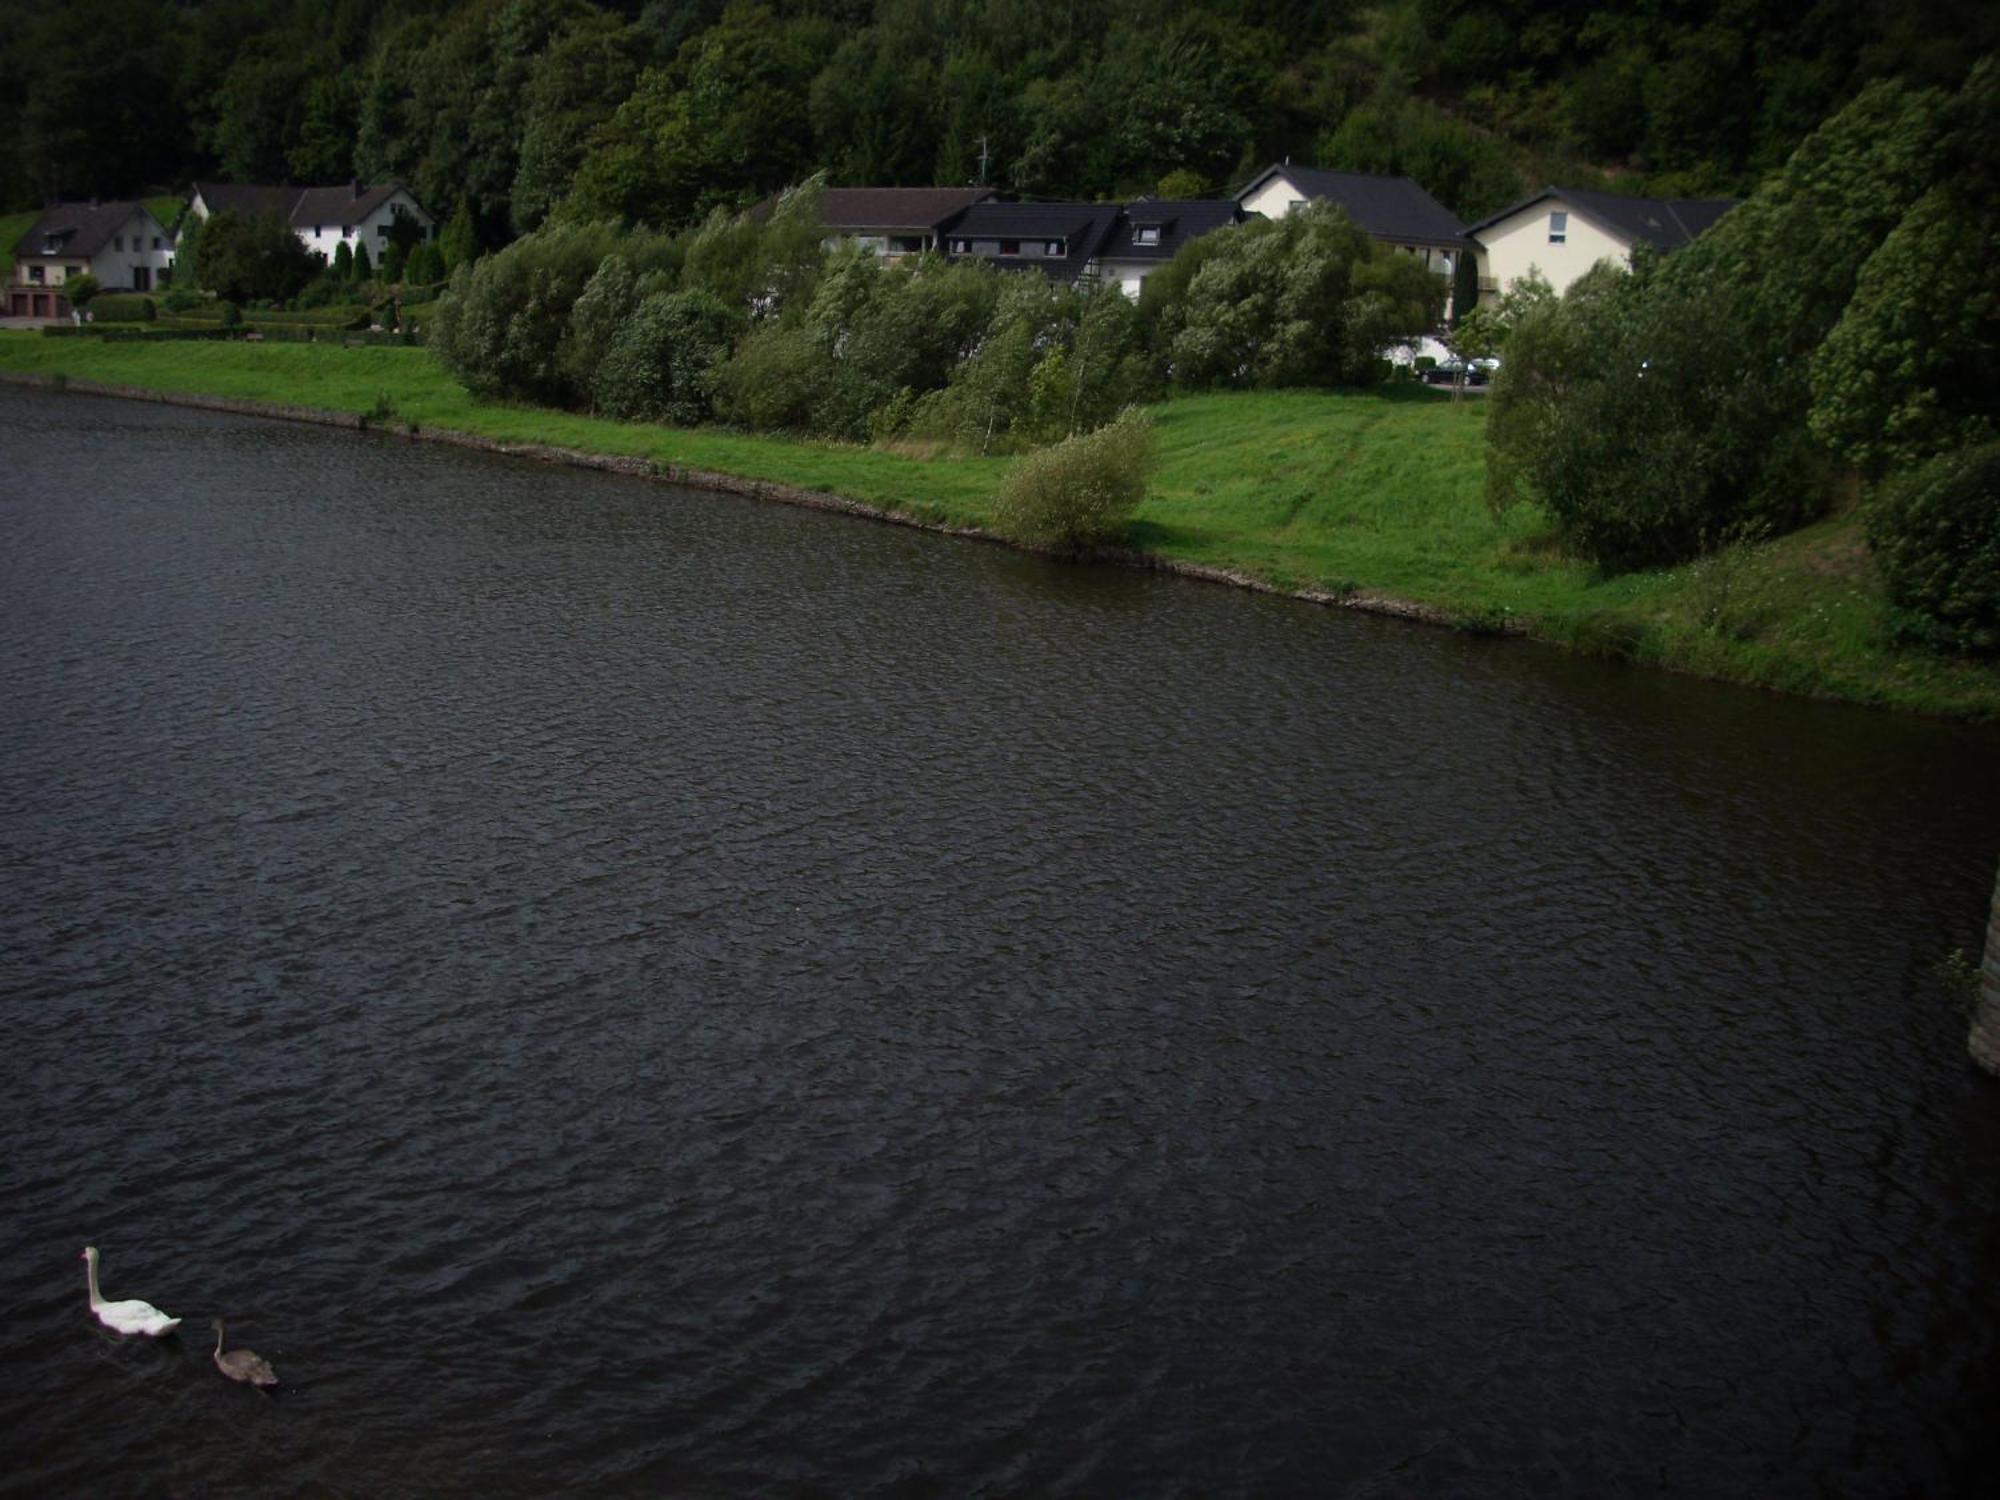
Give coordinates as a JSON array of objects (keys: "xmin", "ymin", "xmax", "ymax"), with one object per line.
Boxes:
[{"xmin": 1, "ymin": 333, "xmax": 1994, "ymax": 720}]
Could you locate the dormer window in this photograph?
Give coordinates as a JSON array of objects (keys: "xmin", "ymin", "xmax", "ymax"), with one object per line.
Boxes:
[
  {"xmin": 950, "ymin": 238, "xmax": 970, "ymax": 254},
  {"xmin": 1133, "ymin": 225, "xmax": 1161, "ymax": 246},
  {"xmin": 1549, "ymin": 210, "xmax": 1568, "ymax": 244}
]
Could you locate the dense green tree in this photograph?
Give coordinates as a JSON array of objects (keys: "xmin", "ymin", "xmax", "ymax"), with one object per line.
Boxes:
[
  {"xmin": 435, "ymin": 199, "xmax": 478, "ymax": 272},
  {"xmin": 1485, "ymin": 79, "xmax": 1954, "ymax": 569},
  {"xmin": 1154, "ymin": 202, "xmax": 1443, "ymax": 388},
  {"xmin": 193, "ymin": 209, "xmax": 321, "ymax": 303},
  {"xmin": 288, "ymin": 75, "xmax": 360, "ymax": 182},
  {"xmin": 562, "ymin": 252, "xmax": 640, "ymax": 405},
  {"xmin": 429, "ymin": 217, "xmax": 629, "ymax": 404},
  {"xmin": 511, "ymin": 11, "xmax": 645, "ymax": 232},
  {"xmin": 564, "ymin": 3, "xmax": 825, "ymax": 228},
  {"xmin": 1810, "ymin": 61, "xmax": 2000, "ymax": 476},
  {"xmin": 594, "ymin": 288, "xmax": 739, "ymax": 423},
  {"xmin": 1865, "ymin": 442, "xmax": 2000, "ymax": 657}
]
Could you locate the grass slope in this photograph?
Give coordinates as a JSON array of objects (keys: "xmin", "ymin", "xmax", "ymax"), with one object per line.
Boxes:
[{"xmin": 0, "ymin": 334, "xmax": 1993, "ymax": 720}]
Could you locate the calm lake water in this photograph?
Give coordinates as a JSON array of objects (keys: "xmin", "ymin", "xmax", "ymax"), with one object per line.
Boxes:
[{"xmin": 2, "ymin": 385, "xmax": 1997, "ymax": 1498}]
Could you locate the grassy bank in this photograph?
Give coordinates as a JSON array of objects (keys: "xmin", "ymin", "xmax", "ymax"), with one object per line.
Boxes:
[{"xmin": 1, "ymin": 333, "xmax": 1994, "ymax": 720}]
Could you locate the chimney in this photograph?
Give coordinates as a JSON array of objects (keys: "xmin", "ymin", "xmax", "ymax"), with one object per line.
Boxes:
[{"xmin": 350, "ymin": 178, "xmax": 360, "ymax": 200}]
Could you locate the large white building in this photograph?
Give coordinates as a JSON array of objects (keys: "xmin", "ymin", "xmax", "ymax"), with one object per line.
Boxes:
[
  {"xmin": 186, "ymin": 180, "xmax": 436, "ymax": 265},
  {"xmin": 1462, "ymin": 187, "xmax": 1737, "ymax": 298}
]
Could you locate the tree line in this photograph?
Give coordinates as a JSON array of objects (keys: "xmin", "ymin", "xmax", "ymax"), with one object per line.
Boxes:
[
  {"xmin": 1484, "ymin": 61, "xmax": 1999, "ymax": 657},
  {"xmin": 429, "ymin": 180, "xmax": 1442, "ymax": 450},
  {"xmin": 5, "ymin": 0, "xmax": 1992, "ymax": 252}
]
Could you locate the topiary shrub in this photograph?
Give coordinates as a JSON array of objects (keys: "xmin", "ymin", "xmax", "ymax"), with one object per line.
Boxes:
[
  {"xmin": 1865, "ymin": 442, "xmax": 2000, "ymax": 657},
  {"xmin": 990, "ymin": 408, "xmax": 1156, "ymax": 551}
]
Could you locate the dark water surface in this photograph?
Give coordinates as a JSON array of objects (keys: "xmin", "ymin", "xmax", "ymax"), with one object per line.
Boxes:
[{"xmin": 2, "ymin": 386, "xmax": 1998, "ymax": 1498}]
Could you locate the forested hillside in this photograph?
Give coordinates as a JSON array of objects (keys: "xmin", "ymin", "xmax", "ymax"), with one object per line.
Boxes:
[{"xmin": 3, "ymin": 0, "xmax": 1992, "ymax": 246}]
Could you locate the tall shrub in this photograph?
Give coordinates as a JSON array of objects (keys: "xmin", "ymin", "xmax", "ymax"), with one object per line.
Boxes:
[
  {"xmin": 1485, "ymin": 78, "xmax": 1951, "ymax": 569},
  {"xmin": 991, "ymin": 408, "xmax": 1157, "ymax": 550},
  {"xmin": 430, "ymin": 220, "xmax": 629, "ymax": 406},
  {"xmin": 1865, "ymin": 442, "xmax": 2000, "ymax": 658},
  {"xmin": 1154, "ymin": 203, "xmax": 1441, "ymax": 389},
  {"xmin": 594, "ymin": 289, "xmax": 738, "ymax": 424}
]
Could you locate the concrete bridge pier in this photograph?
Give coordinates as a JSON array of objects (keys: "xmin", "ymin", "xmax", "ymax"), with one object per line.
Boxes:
[{"xmin": 1972, "ymin": 856, "xmax": 2000, "ymax": 1077}]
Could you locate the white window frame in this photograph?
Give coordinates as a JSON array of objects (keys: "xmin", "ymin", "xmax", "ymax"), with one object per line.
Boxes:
[{"xmin": 1549, "ymin": 210, "xmax": 1568, "ymax": 245}]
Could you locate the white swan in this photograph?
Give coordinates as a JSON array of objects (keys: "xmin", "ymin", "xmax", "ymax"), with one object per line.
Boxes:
[
  {"xmin": 211, "ymin": 1319, "xmax": 279, "ymax": 1387},
  {"xmin": 80, "ymin": 1246, "xmax": 181, "ymax": 1336}
]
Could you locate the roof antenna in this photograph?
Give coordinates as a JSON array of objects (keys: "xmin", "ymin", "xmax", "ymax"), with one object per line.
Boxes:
[{"xmin": 975, "ymin": 135, "xmax": 992, "ymax": 188}]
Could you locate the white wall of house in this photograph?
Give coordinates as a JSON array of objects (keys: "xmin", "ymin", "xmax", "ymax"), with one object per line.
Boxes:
[
  {"xmin": 1240, "ymin": 175, "xmax": 1307, "ymax": 219},
  {"xmin": 12, "ymin": 258, "xmax": 88, "ymax": 288},
  {"xmin": 88, "ymin": 209, "xmax": 176, "ymax": 289},
  {"xmin": 296, "ymin": 190, "xmax": 434, "ymax": 264},
  {"xmin": 1095, "ymin": 259, "xmax": 1154, "ymax": 299},
  {"xmin": 1472, "ymin": 198, "xmax": 1631, "ymax": 297}
]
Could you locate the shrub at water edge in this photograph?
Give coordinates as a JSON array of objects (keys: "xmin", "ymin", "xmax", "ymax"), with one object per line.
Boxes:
[{"xmin": 991, "ymin": 408, "xmax": 1157, "ymax": 551}]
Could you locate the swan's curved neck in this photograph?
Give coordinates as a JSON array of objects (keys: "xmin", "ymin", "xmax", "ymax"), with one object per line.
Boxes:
[
  {"xmin": 213, "ymin": 1322, "xmax": 226, "ymax": 1357},
  {"xmin": 84, "ymin": 1255, "xmax": 102, "ymax": 1309}
]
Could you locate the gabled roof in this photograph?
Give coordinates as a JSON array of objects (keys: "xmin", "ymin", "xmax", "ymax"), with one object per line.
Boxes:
[
  {"xmin": 291, "ymin": 182, "xmax": 412, "ymax": 230},
  {"xmin": 1099, "ymin": 200, "xmax": 1247, "ymax": 262},
  {"xmin": 1234, "ymin": 164, "xmax": 1469, "ymax": 246},
  {"xmin": 12, "ymin": 200, "xmax": 166, "ymax": 261},
  {"xmin": 190, "ymin": 181, "xmax": 299, "ymax": 221},
  {"xmin": 818, "ymin": 187, "xmax": 996, "ymax": 233},
  {"xmin": 942, "ymin": 201, "xmax": 1126, "ymax": 282},
  {"xmin": 1462, "ymin": 186, "xmax": 1738, "ymax": 251},
  {"xmin": 190, "ymin": 180, "xmax": 428, "ymax": 231}
]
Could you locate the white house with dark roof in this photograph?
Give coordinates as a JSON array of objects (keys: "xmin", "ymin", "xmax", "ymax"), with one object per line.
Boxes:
[
  {"xmin": 185, "ymin": 179, "xmax": 436, "ymax": 265},
  {"xmin": 941, "ymin": 201, "xmax": 1128, "ymax": 284},
  {"xmin": 1462, "ymin": 186, "xmax": 1737, "ymax": 297},
  {"xmin": 1095, "ymin": 200, "xmax": 1248, "ymax": 298},
  {"xmin": 6, "ymin": 200, "xmax": 177, "ymax": 316},
  {"xmin": 1233, "ymin": 164, "xmax": 1471, "ymax": 275},
  {"xmin": 789, "ymin": 186, "xmax": 997, "ymax": 259}
]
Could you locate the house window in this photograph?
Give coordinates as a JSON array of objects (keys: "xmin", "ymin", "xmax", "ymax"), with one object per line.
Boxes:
[
  {"xmin": 1133, "ymin": 226, "xmax": 1160, "ymax": 246},
  {"xmin": 1045, "ymin": 239, "xmax": 1065, "ymax": 256},
  {"xmin": 950, "ymin": 238, "xmax": 969, "ymax": 254},
  {"xmin": 999, "ymin": 239, "xmax": 1020, "ymax": 255},
  {"xmin": 28, "ymin": 264, "xmax": 44, "ymax": 283},
  {"xmin": 1549, "ymin": 210, "xmax": 1567, "ymax": 244},
  {"xmin": 152, "ymin": 236, "xmax": 162, "ymax": 250}
]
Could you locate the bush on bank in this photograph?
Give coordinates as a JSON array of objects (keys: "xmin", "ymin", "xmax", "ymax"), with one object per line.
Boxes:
[
  {"xmin": 991, "ymin": 407, "xmax": 1157, "ymax": 550},
  {"xmin": 1866, "ymin": 442, "xmax": 2000, "ymax": 658}
]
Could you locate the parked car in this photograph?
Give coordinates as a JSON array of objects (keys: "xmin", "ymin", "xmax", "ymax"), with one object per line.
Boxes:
[{"xmin": 1421, "ymin": 359, "xmax": 1489, "ymax": 386}]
